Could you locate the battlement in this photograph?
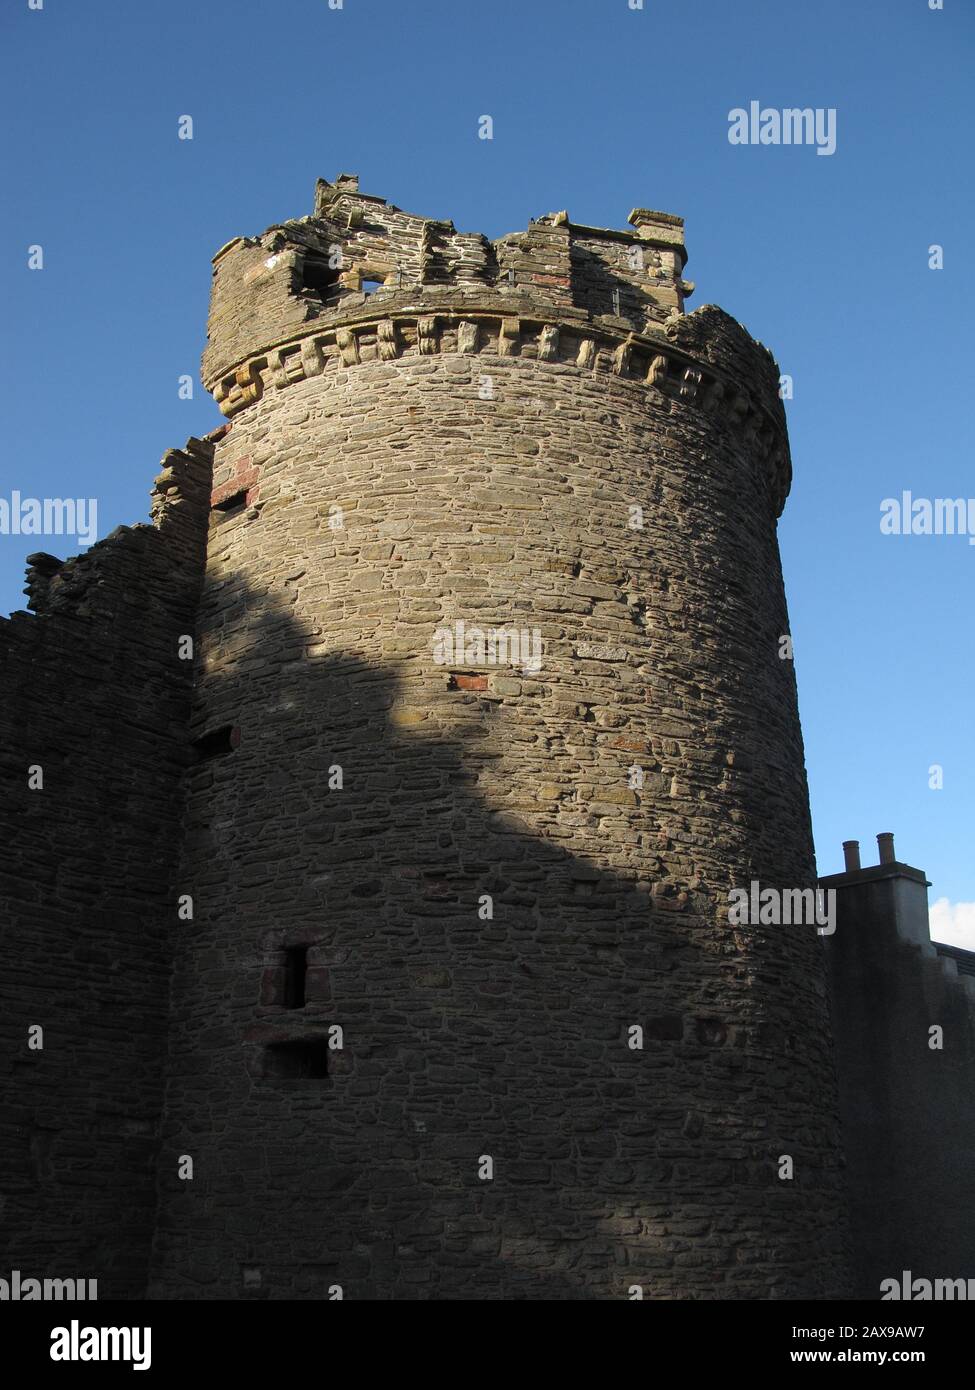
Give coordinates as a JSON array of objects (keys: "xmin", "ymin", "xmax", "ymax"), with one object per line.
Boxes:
[
  {"xmin": 203, "ymin": 174, "xmax": 695, "ymax": 395},
  {"xmin": 200, "ymin": 176, "xmax": 790, "ymax": 516}
]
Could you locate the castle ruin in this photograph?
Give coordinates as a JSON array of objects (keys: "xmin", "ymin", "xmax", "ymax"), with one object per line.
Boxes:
[{"xmin": 1, "ymin": 175, "xmax": 971, "ymax": 1301}]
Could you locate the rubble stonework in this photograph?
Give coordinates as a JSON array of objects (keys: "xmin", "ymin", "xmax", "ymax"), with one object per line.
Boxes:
[
  {"xmin": 0, "ymin": 439, "xmax": 213, "ymax": 1294},
  {"xmin": 1, "ymin": 177, "xmax": 853, "ymax": 1299}
]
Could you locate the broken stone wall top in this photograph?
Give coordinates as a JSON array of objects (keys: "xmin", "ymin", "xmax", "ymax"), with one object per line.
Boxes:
[{"xmin": 202, "ymin": 174, "xmax": 697, "ymax": 390}]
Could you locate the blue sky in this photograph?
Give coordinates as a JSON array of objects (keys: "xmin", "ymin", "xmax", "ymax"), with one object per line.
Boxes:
[{"xmin": 2, "ymin": 0, "xmax": 972, "ymax": 937}]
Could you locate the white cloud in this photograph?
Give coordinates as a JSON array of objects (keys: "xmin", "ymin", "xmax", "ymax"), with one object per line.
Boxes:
[{"xmin": 929, "ymin": 898, "xmax": 975, "ymax": 952}]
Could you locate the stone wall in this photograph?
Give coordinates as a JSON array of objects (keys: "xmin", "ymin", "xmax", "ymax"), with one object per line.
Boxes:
[
  {"xmin": 0, "ymin": 440, "xmax": 212, "ymax": 1298},
  {"xmin": 148, "ymin": 178, "xmax": 850, "ymax": 1299}
]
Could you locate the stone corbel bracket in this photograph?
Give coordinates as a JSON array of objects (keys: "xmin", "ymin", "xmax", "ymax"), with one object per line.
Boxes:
[{"xmin": 208, "ymin": 309, "xmax": 791, "ymax": 513}]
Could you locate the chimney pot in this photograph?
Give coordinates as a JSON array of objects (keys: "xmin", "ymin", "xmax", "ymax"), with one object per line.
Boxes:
[
  {"xmin": 842, "ymin": 840, "xmax": 861, "ymax": 872},
  {"xmin": 877, "ymin": 832, "xmax": 896, "ymax": 866}
]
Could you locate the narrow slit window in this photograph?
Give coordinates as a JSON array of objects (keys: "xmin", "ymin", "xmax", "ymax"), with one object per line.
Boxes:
[{"xmin": 283, "ymin": 946, "xmax": 308, "ymax": 1009}]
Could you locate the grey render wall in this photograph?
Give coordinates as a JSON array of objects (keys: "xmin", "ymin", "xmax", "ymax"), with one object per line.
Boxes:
[{"xmin": 824, "ymin": 860, "xmax": 975, "ymax": 1300}]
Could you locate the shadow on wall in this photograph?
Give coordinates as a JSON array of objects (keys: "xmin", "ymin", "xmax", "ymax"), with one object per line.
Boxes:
[{"xmin": 148, "ymin": 571, "xmax": 850, "ymax": 1301}]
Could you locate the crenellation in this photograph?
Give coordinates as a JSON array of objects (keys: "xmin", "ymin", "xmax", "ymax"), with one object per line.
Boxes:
[{"xmin": 204, "ymin": 176, "xmax": 697, "ymax": 393}]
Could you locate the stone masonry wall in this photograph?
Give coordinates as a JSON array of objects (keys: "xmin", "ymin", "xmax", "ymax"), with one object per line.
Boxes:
[
  {"xmin": 0, "ymin": 439, "xmax": 212, "ymax": 1298},
  {"xmin": 148, "ymin": 179, "xmax": 850, "ymax": 1299}
]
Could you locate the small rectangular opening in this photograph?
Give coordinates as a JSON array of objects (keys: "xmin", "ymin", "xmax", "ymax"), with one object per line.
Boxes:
[
  {"xmin": 213, "ymin": 490, "xmax": 248, "ymax": 516},
  {"xmin": 192, "ymin": 725, "xmax": 238, "ymax": 761},
  {"xmin": 263, "ymin": 1040, "xmax": 329, "ymax": 1080},
  {"xmin": 361, "ymin": 278, "xmax": 384, "ymax": 295},
  {"xmin": 283, "ymin": 946, "xmax": 308, "ymax": 1009},
  {"xmin": 301, "ymin": 256, "xmax": 339, "ymax": 302}
]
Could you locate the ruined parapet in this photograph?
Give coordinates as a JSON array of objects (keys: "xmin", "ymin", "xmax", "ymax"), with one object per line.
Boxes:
[
  {"xmin": 0, "ymin": 436, "xmax": 214, "ymax": 1298},
  {"xmin": 200, "ymin": 177, "xmax": 788, "ymax": 517},
  {"xmin": 8, "ymin": 437, "xmax": 215, "ymax": 625}
]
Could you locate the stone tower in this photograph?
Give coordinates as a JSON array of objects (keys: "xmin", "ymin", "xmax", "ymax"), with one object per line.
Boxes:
[
  {"xmin": 0, "ymin": 175, "xmax": 851, "ymax": 1301},
  {"xmin": 149, "ymin": 175, "xmax": 849, "ymax": 1299}
]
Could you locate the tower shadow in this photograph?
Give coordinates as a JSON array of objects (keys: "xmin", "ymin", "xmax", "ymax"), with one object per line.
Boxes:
[{"xmin": 148, "ymin": 572, "xmax": 849, "ymax": 1301}]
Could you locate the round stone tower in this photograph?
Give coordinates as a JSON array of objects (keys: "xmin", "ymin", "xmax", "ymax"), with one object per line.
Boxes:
[{"xmin": 150, "ymin": 175, "xmax": 850, "ymax": 1299}]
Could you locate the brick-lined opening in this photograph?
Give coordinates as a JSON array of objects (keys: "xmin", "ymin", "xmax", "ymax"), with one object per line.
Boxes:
[
  {"xmin": 211, "ymin": 456, "xmax": 260, "ymax": 512},
  {"xmin": 212, "ymin": 489, "xmax": 248, "ymax": 516}
]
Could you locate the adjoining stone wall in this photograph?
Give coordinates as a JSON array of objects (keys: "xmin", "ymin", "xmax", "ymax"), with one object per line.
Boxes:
[
  {"xmin": 0, "ymin": 440, "xmax": 212, "ymax": 1298},
  {"xmin": 148, "ymin": 183, "xmax": 851, "ymax": 1298},
  {"xmin": 824, "ymin": 861, "xmax": 975, "ymax": 1299}
]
